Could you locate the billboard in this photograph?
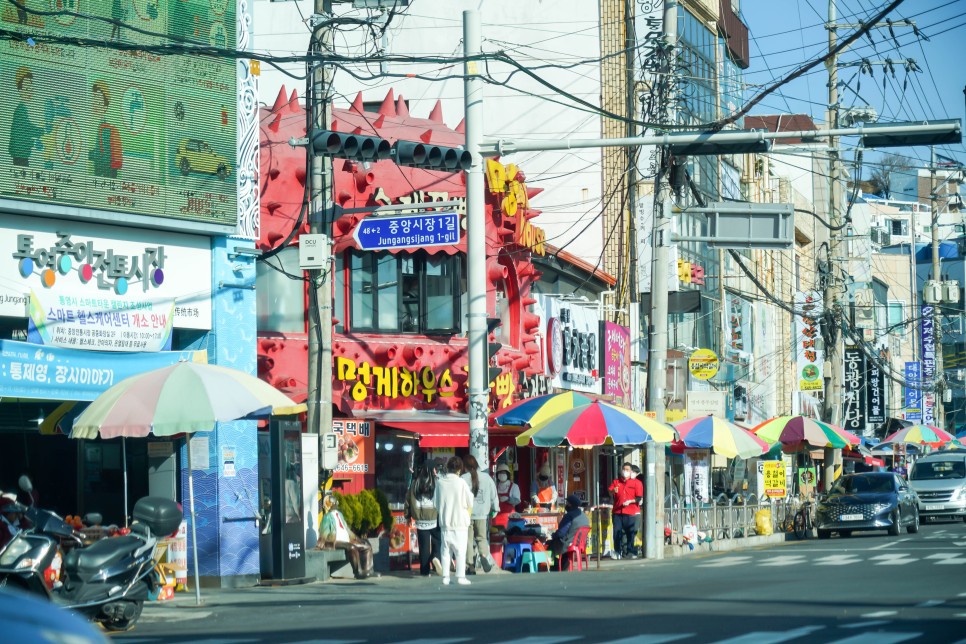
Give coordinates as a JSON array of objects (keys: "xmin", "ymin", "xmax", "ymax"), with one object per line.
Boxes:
[{"xmin": 0, "ymin": 0, "xmax": 237, "ymax": 226}]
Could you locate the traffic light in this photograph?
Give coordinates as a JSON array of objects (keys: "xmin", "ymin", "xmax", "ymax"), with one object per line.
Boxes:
[
  {"xmin": 311, "ymin": 130, "xmax": 392, "ymax": 162},
  {"xmin": 393, "ymin": 140, "xmax": 472, "ymax": 172},
  {"xmin": 486, "ymin": 317, "xmax": 503, "ymax": 382}
]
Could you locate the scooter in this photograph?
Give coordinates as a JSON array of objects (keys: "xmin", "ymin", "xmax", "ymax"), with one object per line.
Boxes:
[{"xmin": 0, "ymin": 484, "xmax": 181, "ymax": 632}]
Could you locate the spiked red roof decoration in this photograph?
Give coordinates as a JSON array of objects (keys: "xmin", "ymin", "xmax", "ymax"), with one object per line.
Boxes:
[{"xmin": 258, "ymin": 87, "xmax": 545, "ymax": 421}]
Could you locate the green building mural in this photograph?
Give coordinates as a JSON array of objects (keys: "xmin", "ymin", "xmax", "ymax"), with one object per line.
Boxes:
[{"xmin": 1, "ymin": 0, "xmax": 237, "ymax": 226}]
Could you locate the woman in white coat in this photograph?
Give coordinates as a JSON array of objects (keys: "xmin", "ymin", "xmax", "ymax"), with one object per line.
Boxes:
[{"xmin": 434, "ymin": 456, "xmax": 474, "ymax": 586}]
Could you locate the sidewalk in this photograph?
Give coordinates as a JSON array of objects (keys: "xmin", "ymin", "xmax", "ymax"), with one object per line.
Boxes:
[{"xmin": 150, "ymin": 531, "xmax": 793, "ymax": 612}]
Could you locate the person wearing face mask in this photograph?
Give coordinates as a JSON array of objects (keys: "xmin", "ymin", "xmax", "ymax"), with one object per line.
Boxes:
[
  {"xmin": 608, "ymin": 462, "xmax": 644, "ymax": 559},
  {"xmin": 530, "ymin": 461, "xmax": 557, "ymax": 509},
  {"xmin": 495, "ymin": 464, "xmax": 521, "ymax": 510}
]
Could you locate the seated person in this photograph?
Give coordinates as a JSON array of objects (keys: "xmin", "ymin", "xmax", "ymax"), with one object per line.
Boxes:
[
  {"xmin": 318, "ymin": 497, "xmax": 375, "ymax": 580},
  {"xmin": 547, "ymin": 494, "xmax": 589, "ymax": 567}
]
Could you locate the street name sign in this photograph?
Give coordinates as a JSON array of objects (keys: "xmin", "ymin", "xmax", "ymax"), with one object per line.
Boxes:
[{"xmin": 353, "ymin": 212, "xmax": 460, "ymax": 251}]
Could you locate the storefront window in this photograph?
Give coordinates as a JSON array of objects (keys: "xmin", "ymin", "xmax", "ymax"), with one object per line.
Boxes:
[
  {"xmin": 347, "ymin": 250, "xmax": 462, "ymax": 335},
  {"xmin": 374, "ymin": 433, "xmax": 416, "ymax": 505}
]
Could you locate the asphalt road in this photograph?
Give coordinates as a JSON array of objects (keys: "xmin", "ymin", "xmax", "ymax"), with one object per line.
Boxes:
[{"xmin": 117, "ymin": 518, "xmax": 966, "ymax": 644}]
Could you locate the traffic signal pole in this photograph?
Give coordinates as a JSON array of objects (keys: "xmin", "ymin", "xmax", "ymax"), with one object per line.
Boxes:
[
  {"xmin": 464, "ymin": 10, "xmax": 489, "ymax": 469},
  {"xmin": 309, "ymin": 5, "xmax": 334, "ymax": 453}
]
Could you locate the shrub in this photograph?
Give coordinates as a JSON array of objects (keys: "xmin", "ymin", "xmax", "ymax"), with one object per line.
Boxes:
[
  {"xmin": 356, "ymin": 489, "xmax": 382, "ymax": 537},
  {"xmin": 372, "ymin": 488, "xmax": 393, "ymax": 536}
]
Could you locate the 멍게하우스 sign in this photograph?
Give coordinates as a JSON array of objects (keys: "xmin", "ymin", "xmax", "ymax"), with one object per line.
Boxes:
[{"xmin": 0, "ymin": 0, "xmax": 237, "ymax": 226}]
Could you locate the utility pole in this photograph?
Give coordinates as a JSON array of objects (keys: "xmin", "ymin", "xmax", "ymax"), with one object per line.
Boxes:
[
  {"xmin": 930, "ymin": 146, "xmax": 945, "ymax": 424},
  {"xmin": 823, "ymin": 0, "xmax": 842, "ymax": 488},
  {"xmin": 643, "ymin": 0, "xmax": 677, "ymax": 562},
  {"xmin": 309, "ymin": 2, "xmax": 334, "ymax": 453},
  {"xmin": 464, "ymin": 10, "xmax": 489, "ymax": 469}
]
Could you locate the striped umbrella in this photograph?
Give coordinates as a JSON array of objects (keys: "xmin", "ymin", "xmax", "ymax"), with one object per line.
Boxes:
[
  {"xmin": 516, "ymin": 401, "xmax": 676, "ymax": 448},
  {"xmin": 673, "ymin": 415, "xmax": 771, "ymax": 459},
  {"xmin": 493, "ymin": 391, "xmax": 596, "ymax": 428},
  {"xmin": 751, "ymin": 416, "xmax": 856, "ymax": 450},
  {"xmin": 881, "ymin": 424, "xmax": 955, "ymax": 447}
]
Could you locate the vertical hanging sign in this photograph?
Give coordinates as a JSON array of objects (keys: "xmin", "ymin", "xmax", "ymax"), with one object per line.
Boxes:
[
  {"xmin": 920, "ymin": 305, "xmax": 936, "ymax": 425},
  {"xmin": 866, "ymin": 353, "xmax": 886, "ymax": 425},
  {"xmin": 903, "ymin": 361, "xmax": 922, "ymax": 421},
  {"xmin": 794, "ymin": 292, "xmax": 824, "ymax": 391},
  {"xmin": 842, "ymin": 346, "xmax": 866, "ymax": 433}
]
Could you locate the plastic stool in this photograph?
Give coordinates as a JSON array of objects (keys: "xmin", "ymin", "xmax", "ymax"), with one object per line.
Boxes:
[
  {"xmin": 502, "ymin": 542, "xmax": 533, "ymax": 573},
  {"xmin": 521, "ymin": 550, "xmax": 550, "ymax": 573}
]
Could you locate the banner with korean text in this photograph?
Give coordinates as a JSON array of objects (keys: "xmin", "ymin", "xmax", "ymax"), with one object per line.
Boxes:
[
  {"xmin": 920, "ymin": 305, "xmax": 936, "ymax": 425},
  {"xmin": 794, "ymin": 292, "xmax": 824, "ymax": 391},
  {"xmin": 843, "ymin": 346, "xmax": 866, "ymax": 433}
]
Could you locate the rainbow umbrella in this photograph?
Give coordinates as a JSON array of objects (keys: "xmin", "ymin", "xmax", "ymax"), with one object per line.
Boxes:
[
  {"xmin": 751, "ymin": 416, "xmax": 853, "ymax": 450},
  {"xmin": 881, "ymin": 424, "xmax": 954, "ymax": 447},
  {"xmin": 493, "ymin": 391, "xmax": 595, "ymax": 428},
  {"xmin": 673, "ymin": 415, "xmax": 771, "ymax": 459},
  {"xmin": 516, "ymin": 401, "xmax": 676, "ymax": 448},
  {"xmin": 940, "ymin": 438, "xmax": 966, "ymax": 451}
]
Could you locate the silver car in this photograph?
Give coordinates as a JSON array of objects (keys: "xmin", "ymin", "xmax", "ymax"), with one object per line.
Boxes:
[{"xmin": 909, "ymin": 452, "xmax": 966, "ymax": 521}]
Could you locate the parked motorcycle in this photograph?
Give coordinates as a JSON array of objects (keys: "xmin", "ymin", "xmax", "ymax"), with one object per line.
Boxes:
[{"xmin": 0, "ymin": 483, "xmax": 181, "ymax": 632}]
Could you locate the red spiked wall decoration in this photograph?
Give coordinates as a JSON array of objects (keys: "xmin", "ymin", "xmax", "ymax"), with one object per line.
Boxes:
[{"xmin": 257, "ymin": 88, "xmax": 546, "ymax": 422}]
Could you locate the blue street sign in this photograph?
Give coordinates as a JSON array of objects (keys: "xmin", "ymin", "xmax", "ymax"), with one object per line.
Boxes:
[{"xmin": 352, "ymin": 212, "xmax": 460, "ymax": 251}]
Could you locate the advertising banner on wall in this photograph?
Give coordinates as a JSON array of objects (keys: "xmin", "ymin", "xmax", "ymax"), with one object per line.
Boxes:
[
  {"xmin": 903, "ymin": 361, "xmax": 922, "ymax": 421},
  {"xmin": 0, "ymin": 0, "xmax": 238, "ymax": 226},
  {"xmin": 538, "ymin": 295, "xmax": 600, "ymax": 394},
  {"xmin": 723, "ymin": 291, "xmax": 753, "ymax": 366},
  {"xmin": 794, "ymin": 291, "xmax": 824, "ymax": 391},
  {"xmin": 332, "ymin": 419, "xmax": 373, "ymax": 481},
  {"xmin": 0, "ymin": 215, "xmax": 212, "ymax": 334},
  {"xmin": 633, "ymin": 1, "xmax": 664, "ymax": 181},
  {"xmin": 920, "ymin": 305, "xmax": 936, "ymax": 425},
  {"xmin": 0, "ymin": 339, "xmax": 205, "ymax": 400},
  {"xmin": 843, "ymin": 346, "xmax": 866, "ymax": 433},
  {"xmin": 686, "ymin": 390, "xmax": 726, "ymax": 418},
  {"xmin": 601, "ymin": 321, "xmax": 630, "ymax": 407}
]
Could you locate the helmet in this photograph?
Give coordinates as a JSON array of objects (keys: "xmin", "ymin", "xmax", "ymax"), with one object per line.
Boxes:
[{"xmin": 495, "ymin": 464, "xmax": 511, "ymax": 475}]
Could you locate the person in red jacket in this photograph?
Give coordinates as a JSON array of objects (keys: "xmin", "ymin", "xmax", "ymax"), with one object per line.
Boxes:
[{"xmin": 609, "ymin": 462, "xmax": 644, "ymax": 559}]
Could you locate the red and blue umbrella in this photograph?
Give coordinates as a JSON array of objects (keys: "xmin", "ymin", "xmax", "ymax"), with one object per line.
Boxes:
[
  {"xmin": 516, "ymin": 401, "xmax": 676, "ymax": 448},
  {"xmin": 881, "ymin": 424, "xmax": 954, "ymax": 447},
  {"xmin": 752, "ymin": 416, "xmax": 859, "ymax": 450},
  {"xmin": 673, "ymin": 415, "xmax": 771, "ymax": 459}
]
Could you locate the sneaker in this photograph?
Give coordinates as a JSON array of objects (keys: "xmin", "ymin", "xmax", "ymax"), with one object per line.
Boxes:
[
  {"xmin": 442, "ymin": 577, "xmax": 451, "ymax": 585},
  {"xmin": 431, "ymin": 558, "xmax": 443, "ymax": 577},
  {"xmin": 466, "ymin": 568, "xmax": 476, "ymax": 576},
  {"xmin": 611, "ymin": 552, "xmax": 621, "ymax": 560},
  {"xmin": 480, "ymin": 556, "xmax": 493, "ymax": 573},
  {"xmin": 456, "ymin": 577, "xmax": 471, "ymax": 586}
]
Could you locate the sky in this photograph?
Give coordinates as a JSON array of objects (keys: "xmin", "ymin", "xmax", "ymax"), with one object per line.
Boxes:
[{"xmin": 741, "ymin": 0, "xmax": 966, "ymax": 177}]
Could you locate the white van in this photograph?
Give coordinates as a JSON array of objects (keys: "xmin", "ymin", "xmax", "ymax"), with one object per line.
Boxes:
[{"xmin": 908, "ymin": 452, "xmax": 966, "ymax": 521}]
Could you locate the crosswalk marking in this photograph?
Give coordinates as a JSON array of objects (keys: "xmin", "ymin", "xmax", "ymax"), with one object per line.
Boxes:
[
  {"xmin": 711, "ymin": 625, "xmax": 823, "ymax": 643},
  {"xmin": 840, "ymin": 621, "xmax": 890, "ymax": 629},
  {"xmin": 924, "ymin": 553, "xmax": 966, "ymax": 564},
  {"xmin": 489, "ymin": 638, "xmax": 581, "ymax": 644},
  {"xmin": 757, "ymin": 555, "xmax": 807, "ymax": 567},
  {"xmin": 826, "ymin": 633, "xmax": 919, "ymax": 643},
  {"xmin": 390, "ymin": 640, "xmax": 472, "ymax": 644},
  {"xmin": 814, "ymin": 554, "xmax": 862, "ymax": 566},
  {"xmin": 916, "ymin": 599, "xmax": 945, "ymax": 607},
  {"xmin": 862, "ymin": 611, "xmax": 899, "ymax": 618},
  {"xmin": 697, "ymin": 556, "xmax": 752, "ymax": 568},
  {"xmin": 598, "ymin": 636, "xmax": 693, "ymax": 644},
  {"xmin": 868, "ymin": 554, "xmax": 916, "ymax": 565}
]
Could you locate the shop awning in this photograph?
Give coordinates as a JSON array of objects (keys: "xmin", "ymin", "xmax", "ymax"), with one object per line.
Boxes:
[{"xmin": 350, "ymin": 410, "xmax": 469, "ymax": 448}]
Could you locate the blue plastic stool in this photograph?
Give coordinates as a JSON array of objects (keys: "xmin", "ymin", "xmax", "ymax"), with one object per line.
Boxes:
[
  {"xmin": 502, "ymin": 542, "xmax": 533, "ymax": 573},
  {"xmin": 521, "ymin": 550, "xmax": 550, "ymax": 573}
]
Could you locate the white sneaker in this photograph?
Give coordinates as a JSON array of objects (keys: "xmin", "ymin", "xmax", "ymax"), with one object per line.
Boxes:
[
  {"xmin": 442, "ymin": 577, "xmax": 451, "ymax": 585},
  {"xmin": 431, "ymin": 558, "xmax": 443, "ymax": 576},
  {"xmin": 456, "ymin": 577, "xmax": 471, "ymax": 586}
]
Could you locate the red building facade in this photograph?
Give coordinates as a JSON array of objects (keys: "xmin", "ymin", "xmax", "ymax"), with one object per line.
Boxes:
[{"xmin": 257, "ymin": 87, "xmax": 547, "ymax": 499}]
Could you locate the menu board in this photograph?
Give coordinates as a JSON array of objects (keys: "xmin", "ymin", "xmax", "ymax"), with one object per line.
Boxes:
[{"xmin": 0, "ymin": 0, "xmax": 237, "ymax": 225}]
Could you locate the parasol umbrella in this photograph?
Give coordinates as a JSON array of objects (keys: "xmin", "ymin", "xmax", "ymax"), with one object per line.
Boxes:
[
  {"xmin": 493, "ymin": 391, "xmax": 596, "ymax": 428},
  {"xmin": 71, "ymin": 361, "xmax": 306, "ymax": 605},
  {"xmin": 880, "ymin": 424, "xmax": 954, "ymax": 447},
  {"xmin": 672, "ymin": 415, "xmax": 771, "ymax": 459},
  {"xmin": 751, "ymin": 416, "xmax": 857, "ymax": 450},
  {"xmin": 516, "ymin": 401, "xmax": 676, "ymax": 448}
]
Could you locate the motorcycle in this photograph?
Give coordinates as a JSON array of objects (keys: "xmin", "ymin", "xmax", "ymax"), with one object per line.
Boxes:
[{"xmin": 0, "ymin": 481, "xmax": 181, "ymax": 632}]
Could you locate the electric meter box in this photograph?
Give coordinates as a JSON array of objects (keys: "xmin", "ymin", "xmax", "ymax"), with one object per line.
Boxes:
[{"xmin": 299, "ymin": 234, "xmax": 328, "ymax": 270}]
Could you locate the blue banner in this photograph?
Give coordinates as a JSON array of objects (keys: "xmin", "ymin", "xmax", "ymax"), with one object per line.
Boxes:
[
  {"xmin": 904, "ymin": 361, "xmax": 922, "ymax": 421},
  {"xmin": 0, "ymin": 340, "xmax": 206, "ymax": 401}
]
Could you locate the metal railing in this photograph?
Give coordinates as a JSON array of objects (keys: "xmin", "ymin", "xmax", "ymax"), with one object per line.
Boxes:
[{"xmin": 663, "ymin": 493, "xmax": 803, "ymax": 546}]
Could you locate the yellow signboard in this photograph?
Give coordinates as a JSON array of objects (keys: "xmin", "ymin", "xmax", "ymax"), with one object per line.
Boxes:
[
  {"xmin": 763, "ymin": 461, "xmax": 787, "ymax": 498},
  {"xmin": 688, "ymin": 348, "xmax": 720, "ymax": 380}
]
